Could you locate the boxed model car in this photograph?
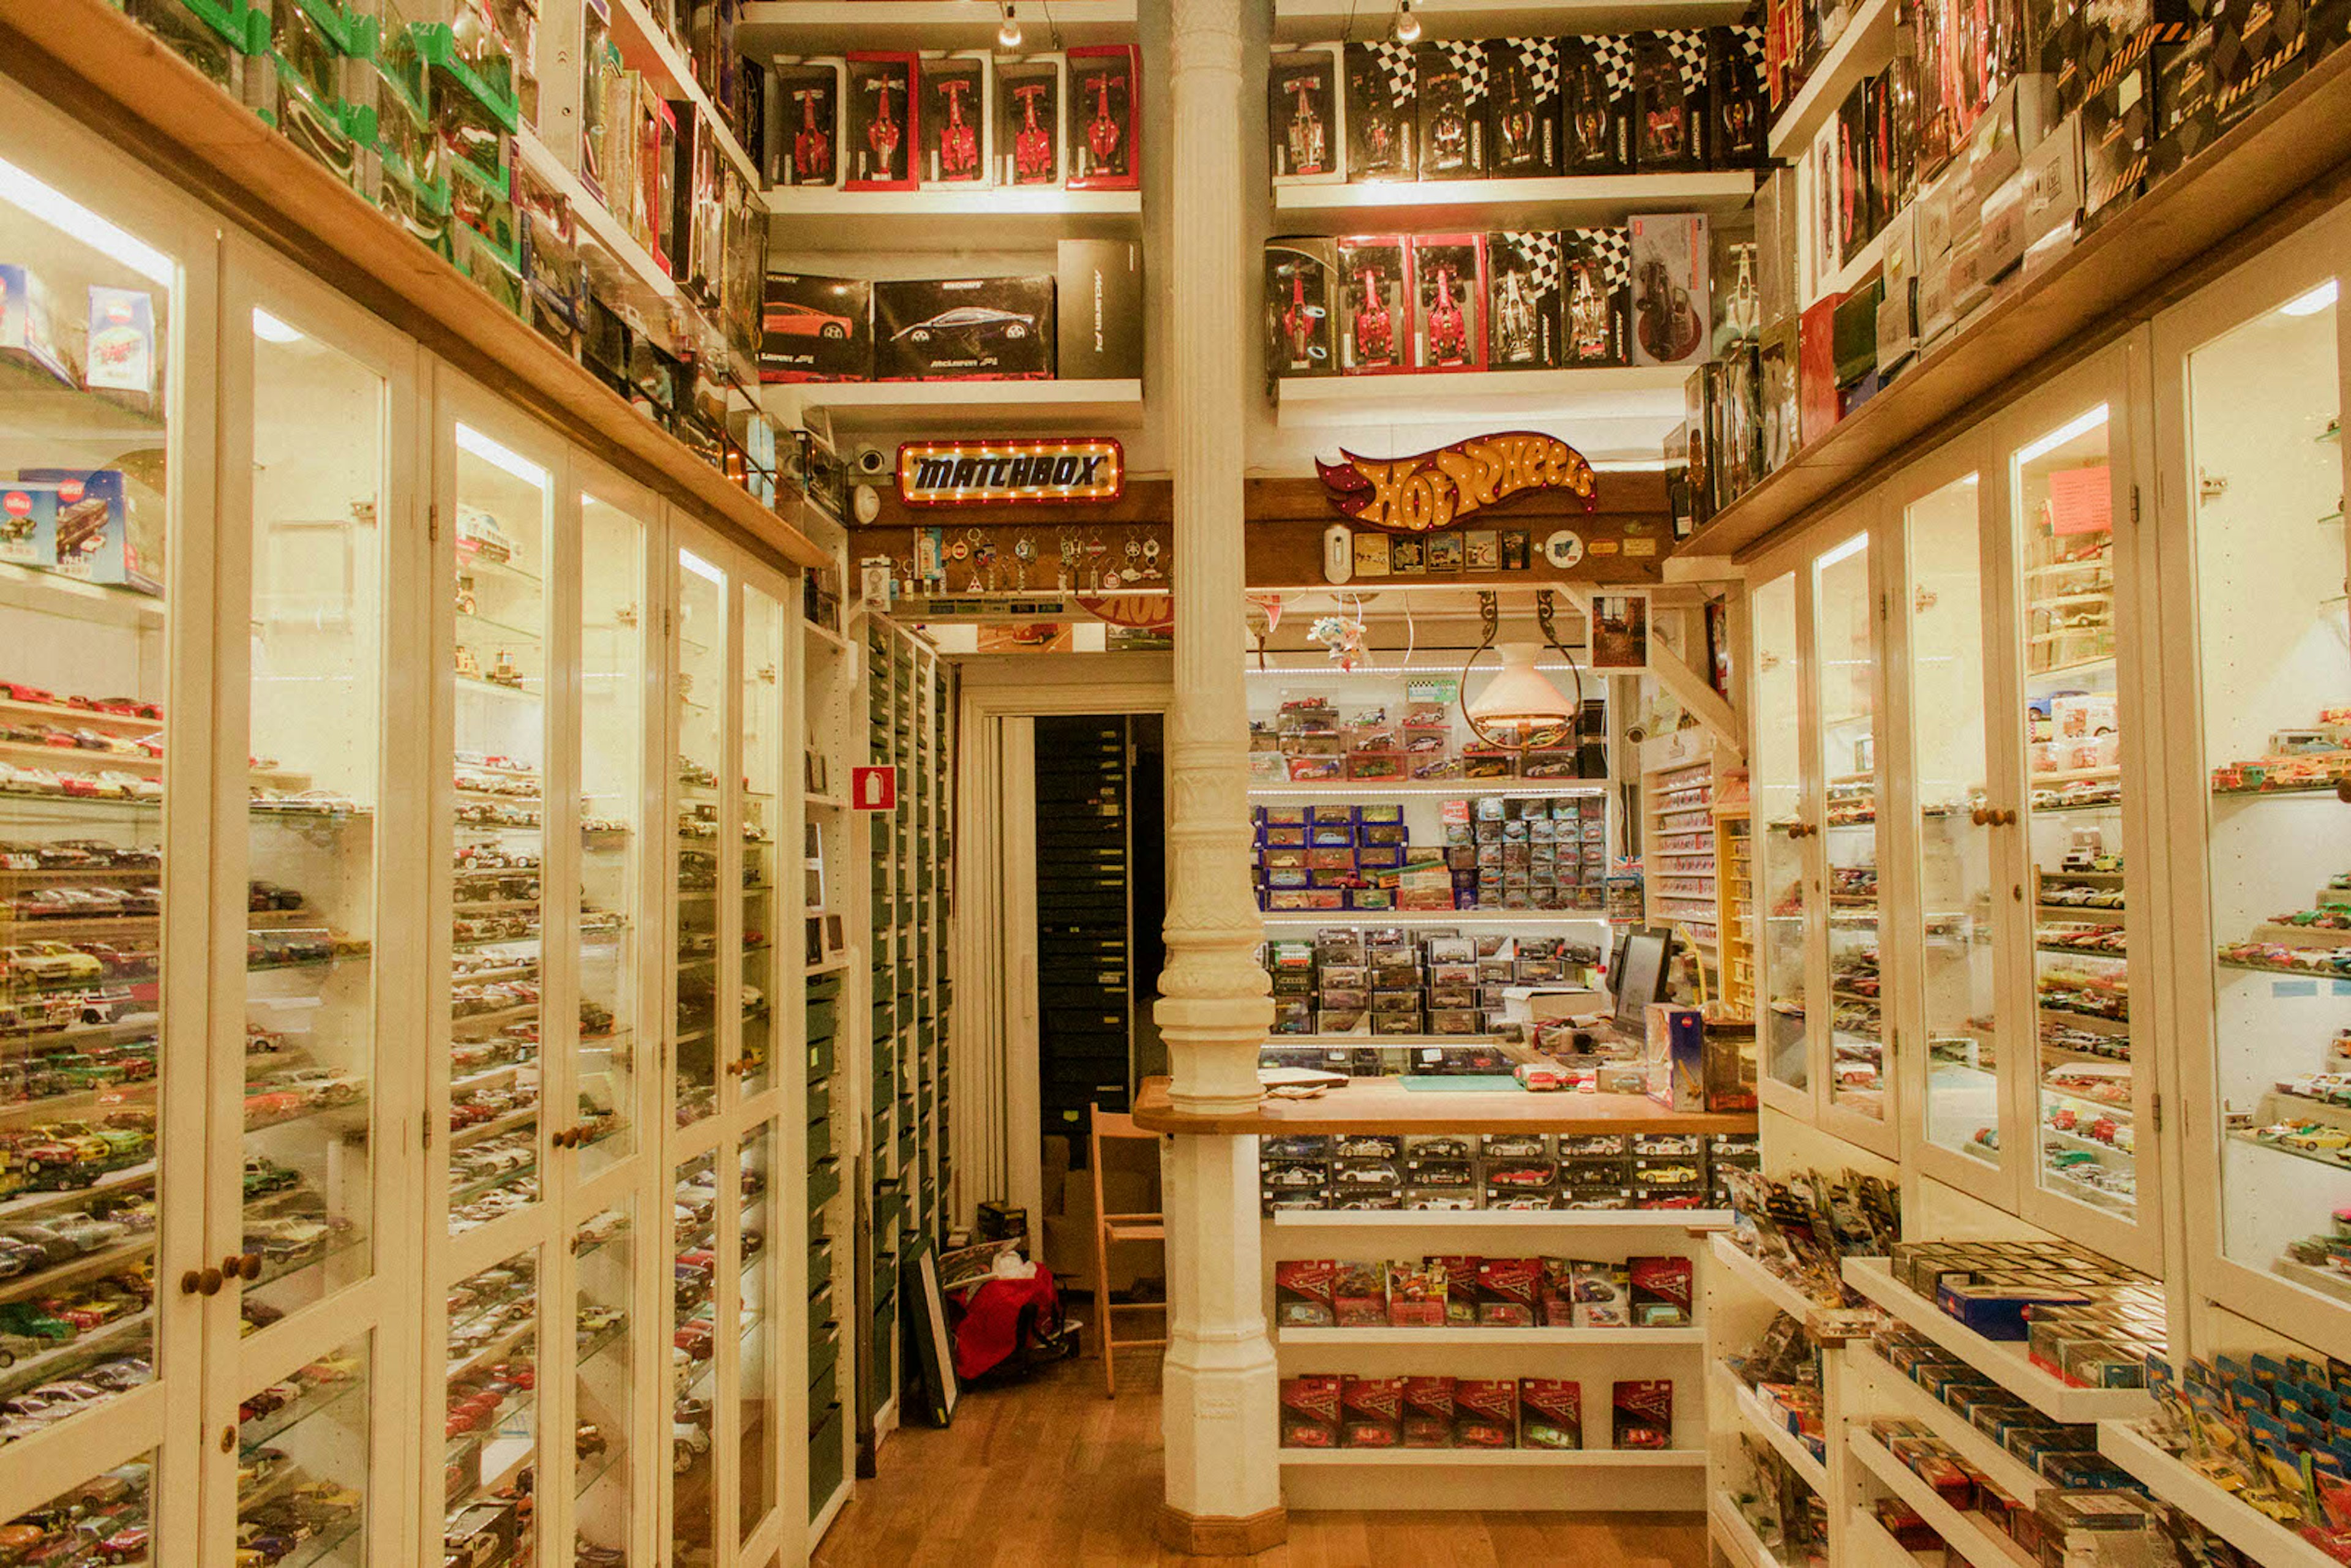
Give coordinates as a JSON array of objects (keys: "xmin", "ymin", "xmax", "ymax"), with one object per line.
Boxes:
[
  {"xmin": 1056, "ymin": 238, "xmax": 1144, "ymax": 379},
  {"xmin": 1628, "ymin": 212, "xmax": 1710, "ymax": 367},
  {"xmin": 1415, "ymin": 40, "xmax": 1488, "ymax": 178},
  {"xmin": 920, "ymin": 51, "xmax": 991, "ymax": 186},
  {"xmin": 760, "ymin": 272, "xmax": 872, "ymax": 382},
  {"xmin": 996, "ymin": 54, "xmax": 1063, "ymax": 186},
  {"xmin": 1561, "ymin": 226, "xmax": 1632, "ymax": 367},
  {"xmin": 845, "ymin": 52, "xmax": 918, "ymax": 190},
  {"xmin": 1708, "ymin": 23, "xmax": 1769, "ymax": 167},
  {"xmin": 1270, "ymin": 43, "xmax": 1344, "ymax": 182},
  {"xmin": 1486, "ymin": 39, "xmax": 1561, "ymax": 175},
  {"xmin": 1410, "ymin": 234, "xmax": 1486, "ymax": 371},
  {"xmin": 1484, "ymin": 230, "xmax": 1563, "ymax": 370},
  {"xmin": 1558, "ymin": 34, "xmax": 1633, "ymax": 173},
  {"xmin": 1344, "ymin": 41, "xmax": 1419, "ymax": 181},
  {"xmin": 1067, "ymin": 45, "xmax": 1139, "ymax": 188},
  {"xmin": 769, "ymin": 60, "xmax": 843, "ymax": 187},
  {"xmin": 1264, "ymin": 236, "xmax": 1338, "ymax": 378},
  {"xmin": 872, "ymin": 275, "xmax": 1054, "ymax": 380},
  {"xmin": 1630, "ymin": 31, "xmax": 1710, "ymax": 171},
  {"xmin": 1333, "ymin": 235, "xmax": 1410, "ymax": 375}
]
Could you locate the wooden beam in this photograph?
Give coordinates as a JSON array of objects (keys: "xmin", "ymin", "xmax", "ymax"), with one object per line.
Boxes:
[{"xmin": 0, "ymin": 0, "xmax": 829, "ymax": 572}]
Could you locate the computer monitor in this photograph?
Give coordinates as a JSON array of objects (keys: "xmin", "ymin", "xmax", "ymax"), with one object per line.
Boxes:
[{"xmin": 1609, "ymin": 927, "xmax": 1674, "ymax": 1034}]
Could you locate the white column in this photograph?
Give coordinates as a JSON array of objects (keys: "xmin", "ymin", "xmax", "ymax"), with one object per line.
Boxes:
[{"xmin": 1152, "ymin": 0, "xmax": 1284, "ymax": 1552}]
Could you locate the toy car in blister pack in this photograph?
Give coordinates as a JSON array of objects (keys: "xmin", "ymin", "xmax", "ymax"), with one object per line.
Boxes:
[
  {"xmin": 1270, "ymin": 44, "xmax": 1343, "ymax": 181},
  {"xmin": 771, "ymin": 61, "xmax": 842, "ymax": 186},
  {"xmin": 1410, "ymin": 235, "xmax": 1485, "ymax": 371},
  {"xmin": 1631, "ymin": 32, "xmax": 1710, "ymax": 170},
  {"xmin": 1264, "ymin": 238, "xmax": 1338, "ymax": 378},
  {"xmin": 1558, "ymin": 34, "xmax": 1633, "ymax": 174},
  {"xmin": 845, "ymin": 53, "xmax": 918, "ymax": 189},
  {"xmin": 1344, "ymin": 40, "xmax": 1419, "ymax": 181},
  {"xmin": 1066, "ymin": 44, "xmax": 1139, "ymax": 188},
  {"xmin": 1415, "ymin": 40, "xmax": 1488, "ymax": 178},
  {"xmin": 1333, "ymin": 236, "xmax": 1411, "ymax": 375},
  {"xmin": 1560, "ymin": 226, "xmax": 1632, "ymax": 367},
  {"xmin": 996, "ymin": 56, "xmax": 1062, "ymax": 186},
  {"xmin": 920, "ymin": 53, "xmax": 990, "ymax": 186},
  {"xmin": 1487, "ymin": 39, "xmax": 1561, "ymax": 174}
]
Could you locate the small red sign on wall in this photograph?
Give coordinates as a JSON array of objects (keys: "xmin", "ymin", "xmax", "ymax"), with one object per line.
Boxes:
[{"xmin": 852, "ymin": 766, "xmax": 899, "ymax": 811}]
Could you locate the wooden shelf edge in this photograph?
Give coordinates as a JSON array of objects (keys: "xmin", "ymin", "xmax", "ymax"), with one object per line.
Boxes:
[
  {"xmin": 1133, "ymin": 1073, "xmax": 1762, "ymax": 1135},
  {"xmin": 0, "ymin": 0, "xmax": 827, "ymax": 574},
  {"xmin": 1682, "ymin": 42, "xmax": 2351, "ymax": 567}
]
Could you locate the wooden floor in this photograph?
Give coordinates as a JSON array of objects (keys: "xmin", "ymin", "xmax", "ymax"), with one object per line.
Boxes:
[{"xmin": 812, "ymin": 1350, "xmax": 1709, "ymax": 1567}]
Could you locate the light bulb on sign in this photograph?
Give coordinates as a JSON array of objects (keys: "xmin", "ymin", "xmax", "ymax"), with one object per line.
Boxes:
[{"xmin": 999, "ymin": 4, "xmax": 1022, "ymax": 48}]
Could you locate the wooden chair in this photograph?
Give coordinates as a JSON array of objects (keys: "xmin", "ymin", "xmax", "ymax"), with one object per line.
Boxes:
[{"xmin": 1089, "ymin": 1102, "xmax": 1167, "ymax": 1397}]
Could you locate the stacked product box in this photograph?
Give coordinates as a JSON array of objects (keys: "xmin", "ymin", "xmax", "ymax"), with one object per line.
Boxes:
[
  {"xmin": 1443, "ymin": 794, "xmax": 1608, "ymax": 911},
  {"xmin": 1886, "ymin": 1238, "xmax": 2168, "ymax": 1386},
  {"xmin": 1280, "ymin": 1368, "xmax": 1675, "ymax": 1452},
  {"xmin": 1250, "ymin": 694, "xmax": 1605, "ymax": 777},
  {"xmin": 1262, "ymin": 1132, "xmax": 1744, "ymax": 1213},
  {"xmin": 1254, "ymin": 804, "xmax": 1418, "ymax": 913},
  {"xmin": 1258, "ymin": 926, "xmax": 1601, "ymax": 1036},
  {"xmin": 1869, "ymin": 1322, "xmax": 2130, "ymax": 1491}
]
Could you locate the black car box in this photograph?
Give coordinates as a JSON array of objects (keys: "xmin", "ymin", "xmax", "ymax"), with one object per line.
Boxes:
[
  {"xmin": 872, "ymin": 275, "xmax": 1055, "ymax": 380},
  {"xmin": 761, "ymin": 272, "xmax": 871, "ymax": 383}
]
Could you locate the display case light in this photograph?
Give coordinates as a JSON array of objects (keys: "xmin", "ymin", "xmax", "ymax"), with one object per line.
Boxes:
[
  {"xmin": 456, "ymin": 423, "xmax": 550, "ymax": 487},
  {"xmin": 997, "ymin": 4, "xmax": 1022, "ymax": 48},
  {"xmin": 2280, "ymin": 280, "xmax": 2339, "ymax": 317},
  {"xmin": 2014, "ymin": 403, "xmax": 2110, "ymax": 467},
  {"xmin": 0, "ymin": 153, "xmax": 173, "ymax": 287},
  {"xmin": 1392, "ymin": 1, "xmax": 1422, "ymax": 43},
  {"xmin": 252, "ymin": 309, "xmax": 305, "ymax": 344}
]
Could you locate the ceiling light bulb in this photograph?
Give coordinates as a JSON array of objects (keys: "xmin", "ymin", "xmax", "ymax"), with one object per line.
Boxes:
[
  {"xmin": 1392, "ymin": 2, "xmax": 1421, "ymax": 43},
  {"xmin": 998, "ymin": 5, "xmax": 1022, "ymax": 48}
]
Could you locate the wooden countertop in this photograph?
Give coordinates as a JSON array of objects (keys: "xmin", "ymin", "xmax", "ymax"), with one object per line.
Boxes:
[{"xmin": 1131, "ymin": 1075, "xmax": 1760, "ymax": 1136}]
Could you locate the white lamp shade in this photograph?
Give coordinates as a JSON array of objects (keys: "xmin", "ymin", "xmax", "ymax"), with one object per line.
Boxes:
[{"xmin": 1468, "ymin": 643, "xmax": 1572, "ymax": 726}]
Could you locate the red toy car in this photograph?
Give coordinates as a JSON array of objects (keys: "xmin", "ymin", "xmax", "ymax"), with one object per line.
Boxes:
[
  {"xmin": 1424, "ymin": 264, "xmax": 1467, "ymax": 366},
  {"xmin": 1352, "ymin": 269, "xmax": 1393, "ymax": 366}
]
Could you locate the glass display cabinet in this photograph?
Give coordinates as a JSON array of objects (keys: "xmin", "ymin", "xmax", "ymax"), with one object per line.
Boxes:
[
  {"xmin": 1748, "ymin": 512, "xmax": 1898, "ymax": 1157},
  {"xmin": 2160, "ymin": 211, "xmax": 2351, "ymax": 1356}
]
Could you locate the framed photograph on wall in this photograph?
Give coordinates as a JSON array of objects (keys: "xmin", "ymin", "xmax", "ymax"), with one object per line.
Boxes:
[{"xmin": 1590, "ymin": 589, "xmax": 1651, "ymax": 672}]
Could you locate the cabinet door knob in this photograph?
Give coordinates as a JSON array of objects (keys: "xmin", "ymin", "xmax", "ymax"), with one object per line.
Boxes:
[
  {"xmin": 181, "ymin": 1267, "xmax": 224, "ymax": 1297},
  {"xmin": 1996, "ymin": 808, "xmax": 2019, "ymax": 827},
  {"xmin": 224, "ymin": 1252, "xmax": 261, "ymax": 1281}
]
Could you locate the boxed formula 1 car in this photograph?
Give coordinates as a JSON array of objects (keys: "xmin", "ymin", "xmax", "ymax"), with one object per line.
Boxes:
[
  {"xmin": 1486, "ymin": 39, "xmax": 1562, "ymax": 175},
  {"xmin": 1270, "ymin": 43, "xmax": 1345, "ymax": 182},
  {"xmin": 919, "ymin": 51, "xmax": 991, "ymax": 187},
  {"xmin": 1344, "ymin": 40, "xmax": 1419, "ymax": 180},
  {"xmin": 872, "ymin": 274, "xmax": 1054, "ymax": 380},
  {"xmin": 1484, "ymin": 231, "xmax": 1564, "ymax": 370},
  {"xmin": 1411, "ymin": 234, "xmax": 1487, "ymax": 371},
  {"xmin": 1333, "ymin": 235, "xmax": 1412, "ymax": 375},
  {"xmin": 1264, "ymin": 236, "xmax": 1339, "ymax": 378},
  {"xmin": 768, "ymin": 60, "xmax": 843, "ymax": 187},
  {"xmin": 1067, "ymin": 44, "xmax": 1140, "ymax": 188},
  {"xmin": 844, "ymin": 52, "xmax": 918, "ymax": 189},
  {"xmin": 1560, "ymin": 226, "xmax": 1632, "ymax": 367},
  {"xmin": 1630, "ymin": 31, "xmax": 1711, "ymax": 171},
  {"xmin": 1558, "ymin": 33, "xmax": 1634, "ymax": 173},
  {"xmin": 995, "ymin": 54, "xmax": 1063, "ymax": 186},
  {"xmin": 1416, "ymin": 39, "xmax": 1490, "ymax": 178}
]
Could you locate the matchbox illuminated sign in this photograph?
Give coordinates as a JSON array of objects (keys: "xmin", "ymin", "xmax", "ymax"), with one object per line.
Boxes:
[
  {"xmin": 896, "ymin": 438, "xmax": 1125, "ymax": 505},
  {"xmin": 1315, "ymin": 431, "xmax": 1595, "ymax": 531}
]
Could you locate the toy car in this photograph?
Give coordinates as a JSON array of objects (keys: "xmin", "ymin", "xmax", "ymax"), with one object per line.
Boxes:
[
  {"xmin": 891, "ymin": 306, "xmax": 1033, "ymax": 343},
  {"xmin": 1423, "ymin": 264, "xmax": 1467, "ymax": 364},
  {"xmin": 1351, "ymin": 269, "xmax": 1393, "ymax": 364},
  {"xmin": 672, "ymin": 1417, "xmax": 712, "ymax": 1472}
]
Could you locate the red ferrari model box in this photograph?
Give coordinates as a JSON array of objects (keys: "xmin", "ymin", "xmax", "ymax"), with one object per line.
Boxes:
[
  {"xmin": 872, "ymin": 275, "xmax": 1055, "ymax": 380},
  {"xmin": 1409, "ymin": 234, "xmax": 1487, "ymax": 371},
  {"xmin": 760, "ymin": 272, "xmax": 871, "ymax": 383},
  {"xmin": 845, "ymin": 53, "xmax": 918, "ymax": 190},
  {"xmin": 769, "ymin": 61, "xmax": 842, "ymax": 187},
  {"xmin": 996, "ymin": 55, "xmax": 1062, "ymax": 186},
  {"xmin": 920, "ymin": 51, "xmax": 989, "ymax": 187},
  {"xmin": 1264, "ymin": 236, "xmax": 1338, "ymax": 378},
  {"xmin": 1333, "ymin": 234, "xmax": 1411, "ymax": 375},
  {"xmin": 1065, "ymin": 44, "xmax": 1139, "ymax": 189}
]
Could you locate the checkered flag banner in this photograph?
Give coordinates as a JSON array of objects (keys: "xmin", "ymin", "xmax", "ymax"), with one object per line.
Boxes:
[
  {"xmin": 1587, "ymin": 34, "xmax": 1635, "ymax": 98},
  {"xmin": 1731, "ymin": 22, "xmax": 1765, "ymax": 70},
  {"xmin": 1499, "ymin": 38, "xmax": 1560, "ymax": 101},
  {"xmin": 1365, "ymin": 40, "xmax": 1417, "ymax": 107},
  {"xmin": 1662, "ymin": 29, "xmax": 1711, "ymax": 91},
  {"xmin": 1495, "ymin": 231, "xmax": 1563, "ymax": 298},
  {"xmin": 1438, "ymin": 39, "xmax": 1488, "ymax": 99},
  {"xmin": 1575, "ymin": 227, "xmax": 1632, "ymax": 291}
]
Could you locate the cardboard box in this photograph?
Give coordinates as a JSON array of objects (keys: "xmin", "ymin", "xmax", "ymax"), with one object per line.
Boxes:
[
  {"xmin": 996, "ymin": 54, "xmax": 1062, "ymax": 187},
  {"xmin": 1066, "ymin": 44, "xmax": 1139, "ymax": 188},
  {"xmin": 845, "ymin": 53, "xmax": 918, "ymax": 189},
  {"xmin": 770, "ymin": 60, "xmax": 842, "ymax": 187},
  {"xmin": 1520, "ymin": 1379, "xmax": 1584, "ymax": 1449},
  {"xmin": 1416, "ymin": 40, "xmax": 1489, "ymax": 178},
  {"xmin": 0, "ymin": 481, "xmax": 58, "ymax": 570},
  {"xmin": 2151, "ymin": 32, "xmax": 2220, "ymax": 178},
  {"xmin": 1631, "ymin": 31, "xmax": 1710, "ymax": 170},
  {"xmin": 1797, "ymin": 294, "xmax": 1842, "ymax": 449},
  {"xmin": 760, "ymin": 272, "xmax": 871, "ymax": 382},
  {"xmin": 1758, "ymin": 315, "xmax": 1799, "ymax": 471},
  {"xmin": 1264, "ymin": 236, "xmax": 1338, "ymax": 378},
  {"xmin": 1487, "ymin": 39, "xmax": 1561, "ymax": 174},
  {"xmin": 1334, "ymin": 235, "xmax": 1411, "ymax": 375},
  {"xmin": 1410, "ymin": 234, "xmax": 1486, "ymax": 370},
  {"xmin": 2079, "ymin": 59, "xmax": 2155, "ymax": 227},
  {"xmin": 1056, "ymin": 238, "xmax": 1143, "ymax": 380},
  {"xmin": 1628, "ymin": 212, "xmax": 1710, "ymax": 367},
  {"xmin": 1345, "ymin": 40, "xmax": 1419, "ymax": 180},
  {"xmin": 1643, "ymin": 1003, "xmax": 1706, "ymax": 1112},
  {"xmin": 1562, "ymin": 227, "xmax": 1632, "ymax": 367},
  {"xmin": 1559, "ymin": 35, "xmax": 1633, "ymax": 173},
  {"xmin": 1270, "ymin": 44, "xmax": 1344, "ymax": 182},
  {"xmin": 1612, "ymin": 1378, "xmax": 1675, "ymax": 1449},
  {"xmin": 0, "ymin": 265, "xmax": 78, "ymax": 390},
  {"xmin": 1281, "ymin": 1375, "xmax": 1343, "ymax": 1447},
  {"xmin": 919, "ymin": 51, "xmax": 991, "ymax": 187},
  {"xmin": 1709, "ymin": 24, "xmax": 1769, "ymax": 167},
  {"xmin": 20, "ymin": 469, "xmax": 154, "ymax": 595},
  {"xmin": 1875, "ymin": 206, "xmax": 1920, "ymax": 372},
  {"xmin": 1483, "ymin": 231, "xmax": 1562, "ymax": 370},
  {"xmin": 871, "ymin": 275, "xmax": 1054, "ymax": 380}
]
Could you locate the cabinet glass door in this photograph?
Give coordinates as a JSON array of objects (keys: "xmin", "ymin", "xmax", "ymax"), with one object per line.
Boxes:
[
  {"xmin": 672, "ymin": 1151, "xmax": 719, "ymax": 1564},
  {"xmin": 448, "ymin": 423, "xmax": 551, "ymax": 1237},
  {"xmin": 240, "ymin": 305, "xmax": 384, "ymax": 1327},
  {"xmin": 674, "ymin": 552, "xmax": 726, "ymax": 1130},
  {"xmin": 1753, "ymin": 571, "xmax": 1810, "ymax": 1105},
  {"xmin": 0, "ymin": 151, "xmax": 184, "ymax": 1449},
  {"xmin": 234, "ymin": 1334, "xmax": 370, "ymax": 1565},
  {"xmin": 574, "ymin": 493, "xmax": 646, "ymax": 1174},
  {"xmin": 572, "ymin": 1204, "xmax": 634, "ymax": 1565},
  {"xmin": 1905, "ymin": 471, "xmax": 2011, "ymax": 1180},
  {"xmin": 737, "ymin": 1122, "xmax": 778, "ymax": 1546},
  {"xmin": 2009, "ymin": 402, "xmax": 2141, "ymax": 1225},
  {"xmin": 0, "ymin": 1459, "xmax": 157, "ymax": 1564},
  {"xmin": 1815, "ymin": 532, "xmax": 1888, "ymax": 1135},
  {"xmin": 444, "ymin": 1247, "xmax": 543, "ymax": 1566},
  {"xmin": 2185, "ymin": 274, "xmax": 2351, "ymax": 1311},
  {"xmin": 740, "ymin": 588, "xmax": 783, "ymax": 1103}
]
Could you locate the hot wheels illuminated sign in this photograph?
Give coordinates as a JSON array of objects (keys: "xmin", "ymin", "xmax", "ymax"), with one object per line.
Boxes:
[
  {"xmin": 1315, "ymin": 432, "xmax": 1595, "ymax": 531},
  {"xmin": 896, "ymin": 438, "xmax": 1125, "ymax": 505}
]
